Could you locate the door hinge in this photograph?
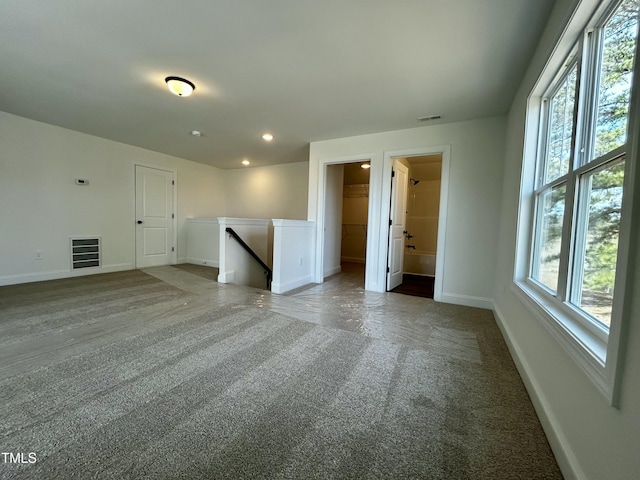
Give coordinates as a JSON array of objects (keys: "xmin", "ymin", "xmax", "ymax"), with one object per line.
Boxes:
[
  {"xmin": 391, "ymin": 170, "xmax": 395, "ymax": 178},
  {"xmin": 172, "ymin": 213, "xmax": 175, "ymax": 219},
  {"xmin": 172, "ymin": 180, "xmax": 175, "ymax": 185},
  {"xmin": 172, "ymin": 247, "xmax": 175, "ymax": 252},
  {"xmin": 389, "ymin": 219, "xmax": 392, "ymax": 226},
  {"xmin": 387, "ymin": 267, "xmax": 390, "ymax": 273}
]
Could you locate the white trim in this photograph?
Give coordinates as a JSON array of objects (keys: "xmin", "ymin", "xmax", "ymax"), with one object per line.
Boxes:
[
  {"xmin": 514, "ymin": 0, "xmax": 640, "ymax": 407},
  {"xmin": 272, "ymin": 219, "xmax": 314, "ymax": 228},
  {"xmin": 217, "ymin": 269, "xmax": 235, "ymax": 283},
  {"xmin": 607, "ymin": 0, "xmax": 640, "ymax": 405},
  {"xmin": 311, "ymin": 153, "xmax": 380, "ymax": 289},
  {"xmin": 341, "ymin": 256, "xmax": 366, "ymax": 264},
  {"xmin": 271, "ymin": 274, "xmax": 314, "ymax": 295},
  {"xmin": 381, "ymin": 145, "xmax": 451, "ymax": 299},
  {"xmin": 512, "ymin": 282, "xmax": 613, "ymax": 401},
  {"xmin": 218, "ymin": 217, "xmax": 270, "ymax": 227},
  {"xmin": 438, "ymin": 293, "xmax": 493, "ymax": 310},
  {"xmin": 134, "ymin": 164, "xmax": 178, "ymax": 268},
  {"xmin": 0, "ymin": 263, "xmax": 134, "ymax": 286},
  {"xmin": 323, "ymin": 265, "xmax": 342, "ymax": 278},
  {"xmin": 492, "ymin": 304, "xmax": 586, "ymax": 480},
  {"xmin": 184, "ymin": 257, "xmax": 219, "ymax": 268}
]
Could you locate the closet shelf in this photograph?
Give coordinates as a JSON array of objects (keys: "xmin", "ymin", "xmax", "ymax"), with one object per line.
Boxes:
[{"xmin": 343, "ymin": 184, "xmax": 369, "ymax": 198}]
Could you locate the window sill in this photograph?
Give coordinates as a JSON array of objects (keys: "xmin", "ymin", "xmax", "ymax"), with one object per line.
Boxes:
[{"xmin": 512, "ymin": 279, "xmax": 615, "ymax": 404}]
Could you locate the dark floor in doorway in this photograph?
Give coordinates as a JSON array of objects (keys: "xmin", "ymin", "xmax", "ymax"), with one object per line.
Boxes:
[{"xmin": 391, "ymin": 274, "xmax": 434, "ymax": 299}]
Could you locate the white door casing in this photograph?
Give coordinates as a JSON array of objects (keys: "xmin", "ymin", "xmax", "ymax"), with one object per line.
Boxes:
[
  {"xmin": 387, "ymin": 160, "xmax": 409, "ymax": 290},
  {"xmin": 135, "ymin": 165, "xmax": 175, "ymax": 268}
]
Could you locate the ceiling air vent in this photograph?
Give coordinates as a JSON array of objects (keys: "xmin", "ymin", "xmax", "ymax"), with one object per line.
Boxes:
[
  {"xmin": 418, "ymin": 115, "xmax": 442, "ymax": 122},
  {"xmin": 70, "ymin": 237, "xmax": 101, "ymax": 270}
]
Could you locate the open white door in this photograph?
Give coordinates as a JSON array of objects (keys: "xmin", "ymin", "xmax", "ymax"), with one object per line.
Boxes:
[
  {"xmin": 386, "ymin": 160, "xmax": 408, "ymax": 290},
  {"xmin": 135, "ymin": 165, "xmax": 175, "ymax": 268}
]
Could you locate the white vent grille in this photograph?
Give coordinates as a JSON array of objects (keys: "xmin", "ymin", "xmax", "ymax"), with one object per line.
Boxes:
[{"xmin": 70, "ymin": 237, "xmax": 101, "ymax": 270}]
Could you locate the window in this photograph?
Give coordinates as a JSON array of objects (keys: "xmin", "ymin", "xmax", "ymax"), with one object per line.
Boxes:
[{"xmin": 518, "ymin": 0, "xmax": 639, "ymax": 402}]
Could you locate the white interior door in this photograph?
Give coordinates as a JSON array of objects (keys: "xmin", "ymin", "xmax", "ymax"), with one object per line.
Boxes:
[
  {"xmin": 387, "ymin": 160, "xmax": 409, "ymax": 290},
  {"xmin": 135, "ymin": 165, "xmax": 175, "ymax": 268}
]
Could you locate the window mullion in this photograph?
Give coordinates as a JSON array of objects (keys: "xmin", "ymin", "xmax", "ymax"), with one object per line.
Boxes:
[
  {"xmin": 536, "ymin": 98, "xmax": 551, "ymax": 188},
  {"xmin": 556, "ymin": 182, "xmax": 576, "ymax": 302},
  {"xmin": 579, "ymin": 27, "xmax": 603, "ymax": 167},
  {"xmin": 568, "ymin": 17, "xmax": 608, "ymax": 310},
  {"xmin": 554, "ymin": 44, "xmax": 584, "ymax": 301}
]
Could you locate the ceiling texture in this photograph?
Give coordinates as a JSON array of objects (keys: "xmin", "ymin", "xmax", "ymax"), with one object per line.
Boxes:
[{"xmin": 0, "ymin": 1, "xmax": 555, "ymax": 169}]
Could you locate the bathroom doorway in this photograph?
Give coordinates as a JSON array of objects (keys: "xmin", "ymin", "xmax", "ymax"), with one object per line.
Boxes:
[{"xmin": 388, "ymin": 154, "xmax": 442, "ymax": 298}]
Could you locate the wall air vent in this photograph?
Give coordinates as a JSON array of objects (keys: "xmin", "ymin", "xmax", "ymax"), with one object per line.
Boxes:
[{"xmin": 70, "ymin": 237, "xmax": 101, "ymax": 270}]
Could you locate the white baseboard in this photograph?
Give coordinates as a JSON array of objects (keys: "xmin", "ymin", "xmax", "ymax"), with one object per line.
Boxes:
[
  {"xmin": 323, "ymin": 265, "xmax": 341, "ymax": 278},
  {"xmin": 438, "ymin": 292, "xmax": 493, "ymax": 310},
  {"xmin": 0, "ymin": 263, "xmax": 134, "ymax": 286},
  {"xmin": 218, "ymin": 270, "xmax": 235, "ymax": 283},
  {"xmin": 340, "ymin": 256, "xmax": 366, "ymax": 264},
  {"xmin": 184, "ymin": 257, "xmax": 219, "ymax": 268},
  {"xmin": 271, "ymin": 274, "xmax": 314, "ymax": 294},
  {"xmin": 492, "ymin": 303, "xmax": 584, "ymax": 480}
]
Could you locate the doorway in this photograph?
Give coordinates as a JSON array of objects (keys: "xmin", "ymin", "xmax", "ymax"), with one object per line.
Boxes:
[
  {"xmin": 313, "ymin": 146, "xmax": 449, "ymax": 296},
  {"xmin": 386, "ymin": 154, "xmax": 443, "ymax": 298},
  {"xmin": 134, "ymin": 165, "xmax": 176, "ymax": 268},
  {"xmin": 322, "ymin": 161, "xmax": 371, "ymax": 288}
]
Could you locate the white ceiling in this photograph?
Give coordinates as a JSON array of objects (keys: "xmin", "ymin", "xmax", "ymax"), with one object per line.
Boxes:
[{"xmin": 0, "ymin": 1, "xmax": 554, "ymax": 170}]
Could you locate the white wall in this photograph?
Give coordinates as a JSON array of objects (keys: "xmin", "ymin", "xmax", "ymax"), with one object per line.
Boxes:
[
  {"xmin": 0, "ymin": 111, "xmax": 225, "ymax": 284},
  {"xmin": 272, "ymin": 219, "xmax": 315, "ymax": 294},
  {"xmin": 341, "ymin": 184, "xmax": 369, "ymax": 264},
  {"xmin": 493, "ymin": 0, "xmax": 640, "ymax": 478},
  {"xmin": 185, "ymin": 218, "xmax": 220, "ymax": 266},
  {"xmin": 218, "ymin": 218, "xmax": 270, "ymax": 289},
  {"xmin": 309, "ymin": 116, "xmax": 505, "ymax": 305},
  {"xmin": 323, "ymin": 164, "xmax": 344, "ymax": 277},
  {"xmin": 224, "ymin": 162, "xmax": 308, "ymax": 220}
]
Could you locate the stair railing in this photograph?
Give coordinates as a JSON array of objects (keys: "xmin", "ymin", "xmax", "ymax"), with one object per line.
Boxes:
[{"xmin": 225, "ymin": 227, "xmax": 272, "ymax": 290}]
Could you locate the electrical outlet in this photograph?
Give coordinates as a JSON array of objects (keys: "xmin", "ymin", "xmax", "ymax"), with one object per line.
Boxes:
[{"xmin": 36, "ymin": 251, "xmax": 44, "ymax": 260}]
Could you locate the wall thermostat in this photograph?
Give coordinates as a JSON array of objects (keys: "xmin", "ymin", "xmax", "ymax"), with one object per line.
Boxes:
[{"xmin": 75, "ymin": 178, "xmax": 89, "ymax": 185}]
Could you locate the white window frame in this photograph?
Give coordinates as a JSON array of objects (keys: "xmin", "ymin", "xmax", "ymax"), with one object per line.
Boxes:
[{"xmin": 515, "ymin": 0, "xmax": 640, "ymax": 406}]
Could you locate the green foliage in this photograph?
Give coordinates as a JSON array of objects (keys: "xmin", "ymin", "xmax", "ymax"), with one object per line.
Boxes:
[
  {"xmin": 583, "ymin": 162, "xmax": 625, "ymax": 292},
  {"xmin": 584, "ymin": 240, "xmax": 619, "ymax": 291},
  {"xmin": 540, "ymin": 0, "xmax": 638, "ymax": 294},
  {"xmin": 593, "ymin": 0, "xmax": 639, "ymax": 157}
]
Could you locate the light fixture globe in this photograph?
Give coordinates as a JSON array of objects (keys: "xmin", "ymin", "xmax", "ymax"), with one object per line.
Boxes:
[{"xmin": 165, "ymin": 76, "xmax": 195, "ymax": 97}]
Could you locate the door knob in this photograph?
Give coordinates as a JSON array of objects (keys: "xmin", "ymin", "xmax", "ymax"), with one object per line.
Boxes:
[{"xmin": 137, "ymin": 220, "xmax": 143, "ymax": 224}]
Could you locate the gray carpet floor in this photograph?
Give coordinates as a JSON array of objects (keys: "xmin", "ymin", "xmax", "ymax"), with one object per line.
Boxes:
[{"xmin": 0, "ymin": 266, "xmax": 562, "ymax": 479}]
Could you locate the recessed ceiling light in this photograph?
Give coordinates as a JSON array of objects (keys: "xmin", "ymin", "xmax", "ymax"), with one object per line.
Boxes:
[
  {"xmin": 242, "ymin": 159, "xmax": 251, "ymax": 166},
  {"xmin": 190, "ymin": 130, "xmax": 202, "ymax": 137},
  {"xmin": 360, "ymin": 163, "xmax": 371, "ymax": 169},
  {"xmin": 262, "ymin": 133, "xmax": 274, "ymax": 141},
  {"xmin": 165, "ymin": 76, "xmax": 195, "ymax": 97}
]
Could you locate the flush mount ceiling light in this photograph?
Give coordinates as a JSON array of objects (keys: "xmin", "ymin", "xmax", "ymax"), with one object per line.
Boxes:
[
  {"xmin": 360, "ymin": 163, "xmax": 371, "ymax": 169},
  {"xmin": 242, "ymin": 159, "xmax": 251, "ymax": 166},
  {"xmin": 190, "ymin": 130, "xmax": 202, "ymax": 137},
  {"xmin": 165, "ymin": 76, "xmax": 195, "ymax": 97},
  {"xmin": 262, "ymin": 133, "xmax": 274, "ymax": 141}
]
